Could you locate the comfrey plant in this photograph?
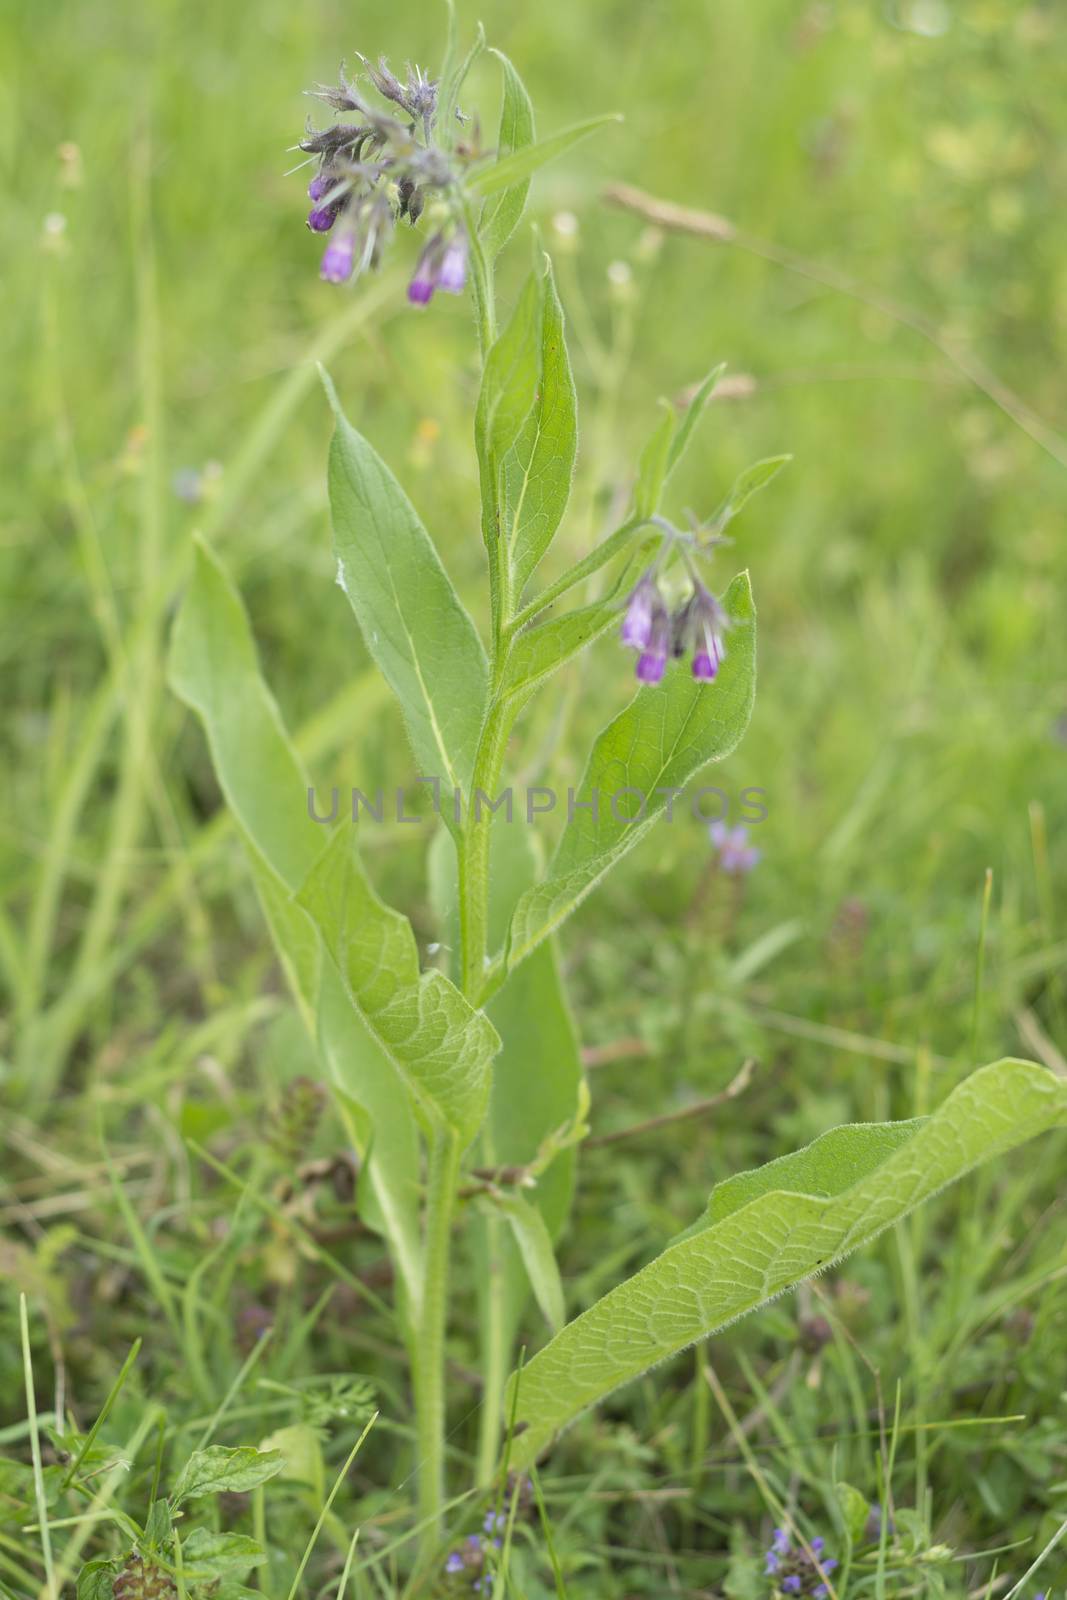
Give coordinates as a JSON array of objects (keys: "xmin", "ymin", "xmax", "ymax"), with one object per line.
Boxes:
[{"xmin": 169, "ymin": 19, "xmax": 1067, "ymax": 1576}]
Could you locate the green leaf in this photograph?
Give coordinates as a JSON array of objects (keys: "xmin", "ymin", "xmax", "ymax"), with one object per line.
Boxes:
[
  {"xmin": 835, "ymin": 1482, "xmax": 871, "ymax": 1546},
  {"xmin": 480, "ymin": 52, "xmax": 535, "ymax": 260},
  {"xmin": 296, "ymin": 828, "xmax": 498, "ymax": 1147},
  {"xmin": 142, "ymin": 1499, "xmax": 172, "ymax": 1550},
  {"xmin": 77, "ymin": 1559, "xmax": 121, "ymax": 1600},
  {"xmin": 467, "ymin": 114, "xmax": 622, "ymax": 199},
  {"xmin": 713, "ymin": 455, "xmax": 792, "ymax": 528},
  {"xmin": 324, "ymin": 373, "xmax": 488, "ymax": 797},
  {"xmin": 506, "ymin": 570, "xmax": 756, "ymax": 970},
  {"xmin": 505, "ymin": 1058, "xmax": 1067, "ymax": 1467},
  {"xmin": 634, "ymin": 401, "xmax": 676, "ymax": 520},
  {"xmin": 173, "ymin": 1446, "xmax": 283, "ymax": 1505},
  {"xmin": 504, "ymin": 261, "xmax": 577, "ymax": 598},
  {"xmin": 168, "ymin": 539, "xmax": 422, "ymax": 1304},
  {"xmin": 476, "ymin": 271, "xmax": 543, "ymax": 485},
  {"xmin": 182, "ymin": 1531, "xmax": 267, "ymax": 1581},
  {"xmin": 495, "ymin": 1192, "xmax": 566, "ymax": 1331},
  {"xmin": 666, "ymin": 362, "xmax": 726, "ymax": 479},
  {"xmin": 257, "ymin": 1424, "xmax": 324, "ymax": 1495},
  {"xmin": 500, "ymin": 600, "xmax": 618, "ymax": 707}
]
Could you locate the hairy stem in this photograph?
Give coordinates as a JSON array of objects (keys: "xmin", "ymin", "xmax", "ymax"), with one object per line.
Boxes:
[{"xmin": 414, "ymin": 1126, "xmax": 461, "ymax": 1551}]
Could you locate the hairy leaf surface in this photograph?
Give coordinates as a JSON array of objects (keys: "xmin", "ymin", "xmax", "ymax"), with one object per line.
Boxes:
[
  {"xmin": 506, "ymin": 1058, "xmax": 1067, "ymax": 1466},
  {"xmin": 297, "ymin": 828, "xmax": 498, "ymax": 1147},
  {"xmin": 325, "ymin": 375, "xmax": 488, "ymax": 796}
]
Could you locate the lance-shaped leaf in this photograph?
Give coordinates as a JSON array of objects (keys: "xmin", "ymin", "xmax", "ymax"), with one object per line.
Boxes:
[
  {"xmin": 666, "ymin": 362, "xmax": 726, "ymax": 480},
  {"xmin": 297, "ymin": 828, "xmax": 498, "ymax": 1147},
  {"xmin": 325, "ymin": 372, "xmax": 488, "ymax": 796},
  {"xmin": 503, "ymin": 262, "xmax": 577, "ymax": 598},
  {"xmin": 633, "ymin": 401, "xmax": 676, "ymax": 520},
  {"xmin": 467, "ymin": 114, "xmax": 622, "ymax": 199},
  {"xmin": 168, "ymin": 540, "xmax": 422, "ymax": 1300},
  {"xmin": 499, "ymin": 599, "xmax": 619, "ymax": 707},
  {"xmin": 505, "ymin": 1057, "xmax": 1067, "ymax": 1467},
  {"xmin": 480, "ymin": 51, "xmax": 535, "ymax": 261},
  {"xmin": 712, "ymin": 455, "xmax": 792, "ymax": 529},
  {"xmin": 477, "ymin": 271, "xmax": 543, "ymax": 468},
  {"xmin": 506, "ymin": 570, "xmax": 755, "ymax": 970}
]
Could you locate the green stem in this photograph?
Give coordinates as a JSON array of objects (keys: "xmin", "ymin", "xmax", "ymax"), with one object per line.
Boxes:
[
  {"xmin": 457, "ymin": 698, "xmax": 515, "ymax": 1002},
  {"xmin": 414, "ymin": 1127, "xmax": 461, "ymax": 1552},
  {"xmin": 475, "ymin": 1205, "xmax": 510, "ymax": 1486}
]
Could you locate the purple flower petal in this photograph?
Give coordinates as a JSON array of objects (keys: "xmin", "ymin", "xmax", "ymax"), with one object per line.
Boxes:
[
  {"xmin": 636, "ymin": 650, "xmax": 666, "ymax": 684},
  {"xmin": 320, "ymin": 235, "xmax": 355, "ymax": 283}
]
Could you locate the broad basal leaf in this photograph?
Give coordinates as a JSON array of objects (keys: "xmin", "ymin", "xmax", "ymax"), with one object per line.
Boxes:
[
  {"xmin": 169, "ymin": 540, "xmax": 422, "ymax": 1300},
  {"xmin": 325, "ymin": 373, "xmax": 488, "ymax": 797},
  {"xmin": 505, "ymin": 1058, "xmax": 1067, "ymax": 1467},
  {"xmin": 297, "ymin": 828, "xmax": 498, "ymax": 1147},
  {"xmin": 506, "ymin": 570, "xmax": 756, "ymax": 970},
  {"xmin": 480, "ymin": 51, "xmax": 535, "ymax": 261}
]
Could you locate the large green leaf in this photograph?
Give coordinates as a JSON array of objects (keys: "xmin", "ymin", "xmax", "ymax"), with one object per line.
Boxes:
[
  {"xmin": 506, "ymin": 569, "xmax": 756, "ymax": 970},
  {"xmin": 324, "ymin": 374, "xmax": 488, "ymax": 797},
  {"xmin": 503, "ymin": 262, "xmax": 577, "ymax": 600},
  {"xmin": 505, "ymin": 1058, "xmax": 1067, "ymax": 1467},
  {"xmin": 297, "ymin": 828, "xmax": 498, "ymax": 1148},
  {"xmin": 168, "ymin": 540, "xmax": 422, "ymax": 1299},
  {"xmin": 480, "ymin": 51, "xmax": 535, "ymax": 261}
]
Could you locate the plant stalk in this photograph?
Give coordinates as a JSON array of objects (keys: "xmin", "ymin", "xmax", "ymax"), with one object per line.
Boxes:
[{"xmin": 414, "ymin": 1126, "xmax": 461, "ymax": 1552}]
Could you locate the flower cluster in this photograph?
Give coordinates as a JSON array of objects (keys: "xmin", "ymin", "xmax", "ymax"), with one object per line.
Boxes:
[
  {"xmin": 765, "ymin": 1529, "xmax": 838, "ymax": 1598},
  {"xmin": 620, "ymin": 568, "xmax": 730, "ymax": 685},
  {"xmin": 443, "ymin": 1512, "xmax": 507, "ymax": 1592},
  {"xmin": 297, "ymin": 57, "xmax": 469, "ymax": 302}
]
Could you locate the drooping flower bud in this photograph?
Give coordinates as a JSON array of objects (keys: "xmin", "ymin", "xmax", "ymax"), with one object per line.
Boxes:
[
  {"xmin": 620, "ymin": 574, "xmax": 658, "ymax": 649},
  {"xmin": 307, "ymin": 203, "xmax": 339, "ymax": 233},
  {"xmin": 408, "ymin": 231, "xmax": 468, "ymax": 305},
  {"xmin": 320, "ymin": 233, "xmax": 356, "ymax": 283},
  {"xmin": 636, "ymin": 603, "xmax": 671, "ymax": 683}
]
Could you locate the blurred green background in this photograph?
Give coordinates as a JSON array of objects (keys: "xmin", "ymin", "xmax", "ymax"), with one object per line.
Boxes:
[{"xmin": 2, "ymin": 0, "xmax": 1066, "ymax": 1588}]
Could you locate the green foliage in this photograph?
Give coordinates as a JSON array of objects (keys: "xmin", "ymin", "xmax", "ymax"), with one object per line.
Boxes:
[
  {"xmin": 480, "ymin": 52, "xmax": 536, "ymax": 260},
  {"xmin": 506, "ymin": 1058, "xmax": 1067, "ymax": 1465},
  {"xmin": 297, "ymin": 828, "xmax": 499, "ymax": 1147},
  {"xmin": 172, "ymin": 1445, "xmax": 284, "ymax": 1504},
  {"xmin": 506, "ymin": 570, "xmax": 756, "ymax": 969},
  {"xmin": 325, "ymin": 374, "xmax": 489, "ymax": 799}
]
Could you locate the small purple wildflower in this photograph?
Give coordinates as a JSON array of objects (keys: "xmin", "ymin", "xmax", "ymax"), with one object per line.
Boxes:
[
  {"xmin": 636, "ymin": 606, "xmax": 670, "ymax": 684},
  {"xmin": 408, "ymin": 231, "xmax": 469, "ymax": 305},
  {"xmin": 320, "ymin": 233, "xmax": 356, "ymax": 283},
  {"xmin": 307, "ymin": 203, "xmax": 339, "ymax": 233},
  {"xmin": 444, "ymin": 1553, "xmax": 464, "ymax": 1575},
  {"xmin": 621, "ymin": 574, "xmax": 658, "ymax": 649},
  {"xmin": 710, "ymin": 820, "xmax": 761, "ymax": 875},
  {"xmin": 308, "ymin": 174, "xmax": 332, "ymax": 202},
  {"xmin": 483, "ymin": 1510, "xmax": 507, "ymax": 1537},
  {"xmin": 764, "ymin": 1528, "xmax": 836, "ymax": 1598}
]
